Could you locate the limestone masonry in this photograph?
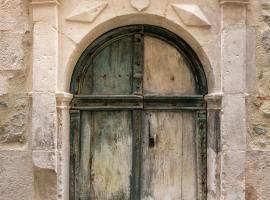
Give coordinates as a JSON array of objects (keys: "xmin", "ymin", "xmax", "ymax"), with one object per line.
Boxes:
[{"xmin": 0, "ymin": 0, "xmax": 270, "ymax": 199}]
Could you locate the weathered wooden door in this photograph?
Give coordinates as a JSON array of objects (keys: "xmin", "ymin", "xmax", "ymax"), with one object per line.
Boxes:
[{"xmin": 70, "ymin": 25, "xmax": 207, "ymax": 200}]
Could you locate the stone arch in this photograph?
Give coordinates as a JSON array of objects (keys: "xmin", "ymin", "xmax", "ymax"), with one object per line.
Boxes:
[
  {"xmin": 60, "ymin": 13, "xmax": 218, "ymax": 200},
  {"xmin": 63, "ymin": 14, "xmax": 215, "ymax": 94},
  {"xmin": 70, "ymin": 24, "xmax": 208, "ymax": 95}
]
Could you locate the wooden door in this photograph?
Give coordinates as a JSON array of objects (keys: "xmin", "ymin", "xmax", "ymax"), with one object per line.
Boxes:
[{"xmin": 70, "ymin": 26, "xmax": 207, "ymax": 200}]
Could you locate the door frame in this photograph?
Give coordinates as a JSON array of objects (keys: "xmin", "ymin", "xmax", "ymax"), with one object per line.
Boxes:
[{"xmin": 69, "ymin": 25, "xmax": 208, "ymax": 200}]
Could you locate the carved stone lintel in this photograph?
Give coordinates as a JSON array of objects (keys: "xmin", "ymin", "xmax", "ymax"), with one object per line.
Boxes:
[
  {"xmin": 219, "ymin": 0, "xmax": 249, "ymax": 5},
  {"xmin": 205, "ymin": 93, "xmax": 223, "ymax": 110},
  {"xmin": 31, "ymin": 0, "xmax": 60, "ymax": 6},
  {"xmin": 56, "ymin": 92, "xmax": 73, "ymax": 110}
]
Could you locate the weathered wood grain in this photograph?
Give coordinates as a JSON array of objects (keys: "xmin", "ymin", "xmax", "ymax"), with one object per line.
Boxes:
[
  {"xmin": 144, "ymin": 36, "xmax": 195, "ymax": 95},
  {"xmin": 81, "ymin": 111, "xmax": 133, "ymax": 200},
  {"xmin": 79, "ymin": 112, "xmax": 92, "ymax": 200},
  {"xmin": 81, "ymin": 36, "xmax": 133, "ymax": 95},
  {"xmin": 141, "ymin": 111, "xmax": 197, "ymax": 200},
  {"xmin": 182, "ymin": 112, "xmax": 197, "ymax": 200},
  {"xmin": 70, "ymin": 110, "xmax": 81, "ymax": 200},
  {"xmin": 71, "ymin": 32, "xmax": 207, "ymax": 200}
]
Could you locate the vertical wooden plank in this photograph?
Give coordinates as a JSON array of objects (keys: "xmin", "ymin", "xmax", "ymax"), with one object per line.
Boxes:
[
  {"xmin": 69, "ymin": 110, "xmax": 80, "ymax": 200},
  {"xmin": 141, "ymin": 111, "xmax": 184, "ymax": 199},
  {"xmin": 131, "ymin": 110, "xmax": 142, "ymax": 200},
  {"xmin": 81, "ymin": 37, "xmax": 134, "ymax": 95},
  {"xmin": 80, "ymin": 36, "xmax": 133, "ymax": 95},
  {"xmin": 182, "ymin": 112, "xmax": 197, "ymax": 200},
  {"xmin": 144, "ymin": 36, "xmax": 195, "ymax": 95},
  {"xmin": 89, "ymin": 111, "xmax": 133, "ymax": 199},
  {"xmin": 79, "ymin": 112, "xmax": 92, "ymax": 200},
  {"xmin": 197, "ymin": 111, "xmax": 207, "ymax": 200}
]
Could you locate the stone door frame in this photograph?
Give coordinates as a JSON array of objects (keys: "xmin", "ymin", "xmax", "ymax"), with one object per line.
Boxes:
[{"xmin": 29, "ymin": 0, "xmax": 249, "ymax": 199}]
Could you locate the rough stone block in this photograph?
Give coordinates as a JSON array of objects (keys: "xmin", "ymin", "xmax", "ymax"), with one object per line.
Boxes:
[
  {"xmin": 221, "ymin": 3, "xmax": 246, "ymax": 27},
  {"xmin": 221, "ymin": 26, "xmax": 246, "ymax": 93},
  {"xmin": 34, "ymin": 167, "xmax": 57, "ymax": 200},
  {"xmin": 33, "ymin": 22, "xmax": 57, "ymax": 92},
  {"xmin": 0, "ymin": 0, "xmax": 29, "ymax": 31},
  {"xmin": 32, "ymin": 150, "xmax": 55, "ymax": 170},
  {"xmin": 220, "ymin": 151, "xmax": 245, "ymax": 200},
  {"xmin": 221, "ymin": 94, "xmax": 246, "ymax": 150},
  {"xmin": 0, "ymin": 31, "xmax": 25, "ymax": 70},
  {"xmin": 0, "ymin": 93, "xmax": 28, "ymax": 144},
  {"xmin": 0, "ymin": 150, "xmax": 33, "ymax": 200},
  {"xmin": 32, "ymin": 92, "xmax": 57, "ymax": 149},
  {"xmin": 246, "ymin": 151, "xmax": 270, "ymax": 200}
]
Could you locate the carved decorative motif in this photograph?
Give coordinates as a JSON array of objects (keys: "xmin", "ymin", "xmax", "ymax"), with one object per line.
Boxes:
[
  {"xmin": 66, "ymin": 1, "xmax": 108, "ymax": 23},
  {"xmin": 172, "ymin": 4, "xmax": 211, "ymax": 27},
  {"xmin": 131, "ymin": 0, "xmax": 150, "ymax": 12}
]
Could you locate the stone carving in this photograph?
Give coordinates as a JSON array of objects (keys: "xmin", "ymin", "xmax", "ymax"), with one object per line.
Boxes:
[
  {"xmin": 131, "ymin": 0, "xmax": 150, "ymax": 11},
  {"xmin": 172, "ymin": 4, "xmax": 211, "ymax": 27},
  {"xmin": 66, "ymin": 1, "xmax": 108, "ymax": 23}
]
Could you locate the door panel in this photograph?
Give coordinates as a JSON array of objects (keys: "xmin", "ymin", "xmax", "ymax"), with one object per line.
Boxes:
[
  {"xmin": 80, "ymin": 111, "xmax": 133, "ymax": 200},
  {"xmin": 144, "ymin": 36, "xmax": 195, "ymax": 95},
  {"xmin": 71, "ymin": 30, "xmax": 207, "ymax": 200},
  {"xmin": 81, "ymin": 36, "xmax": 134, "ymax": 95},
  {"xmin": 141, "ymin": 111, "xmax": 197, "ymax": 200}
]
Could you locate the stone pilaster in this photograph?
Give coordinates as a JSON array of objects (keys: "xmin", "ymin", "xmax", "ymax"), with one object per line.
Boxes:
[
  {"xmin": 219, "ymin": 0, "xmax": 248, "ymax": 199},
  {"xmin": 30, "ymin": 0, "xmax": 60, "ymax": 199},
  {"xmin": 31, "ymin": 0, "xmax": 59, "ymax": 152},
  {"xmin": 205, "ymin": 93, "xmax": 222, "ymax": 200},
  {"xmin": 56, "ymin": 92, "xmax": 73, "ymax": 200}
]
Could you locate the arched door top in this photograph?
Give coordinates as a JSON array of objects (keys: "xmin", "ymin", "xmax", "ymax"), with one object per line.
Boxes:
[
  {"xmin": 70, "ymin": 25, "xmax": 208, "ymax": 95},
  {"xmin": 69, "ymin": 25, "xmax": 208, "ymax": 200}
]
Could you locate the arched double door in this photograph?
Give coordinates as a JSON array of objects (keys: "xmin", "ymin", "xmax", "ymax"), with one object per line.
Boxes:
[{"xmin": 70, "ymin": 25, "xmax": 207, "ymax": 200}]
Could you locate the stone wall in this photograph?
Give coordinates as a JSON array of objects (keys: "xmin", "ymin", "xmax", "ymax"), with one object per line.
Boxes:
[
  {"xmin": 246, "ymin": 1, "xmax": 270, "ymax": 199},
  {"xmin": 0, "ymin": 0, "xmax": 33, "ymax": 200},
  {"xmin": 0, "ymin": 0, "xmax": 270, "ymax": 200}
]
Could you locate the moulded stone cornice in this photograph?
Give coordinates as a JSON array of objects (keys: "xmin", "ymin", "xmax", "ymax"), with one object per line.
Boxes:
[
  {"xmin": 56, "ymin": 92, "xmax": 73, "ymax": 109},
  {"xmin": 205, "ymin": 93, "xmax": 223, "ymax": 110},
  {"xmin": 219, "ymin": 0, "xmax": 249, "ymax": 5},
  {"xmin": 30, "ymin": 0, "xmax": 60, "ymax": 6}
]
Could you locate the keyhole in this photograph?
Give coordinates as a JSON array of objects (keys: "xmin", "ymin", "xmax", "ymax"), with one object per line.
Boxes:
[
  {"xmin": 148, "ymin": 121, "xmax": 155, "ymax": 148},
  {"xmin": 149, "ymin": 137, "xmax": 155, "ymax": 148}
]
